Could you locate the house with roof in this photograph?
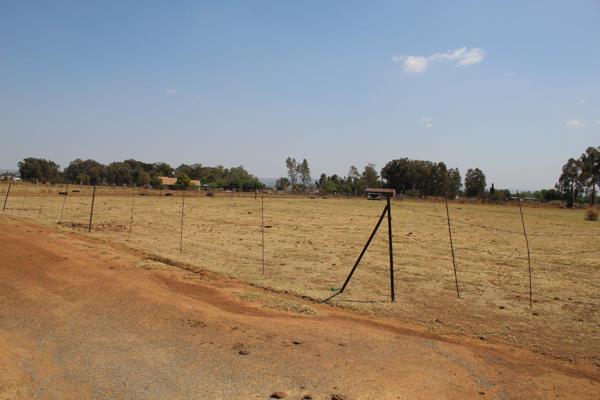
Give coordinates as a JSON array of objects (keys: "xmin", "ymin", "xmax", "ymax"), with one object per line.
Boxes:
[{"xmin": 158, "ymin": 176, "xmax": 200, "ymax": 190}]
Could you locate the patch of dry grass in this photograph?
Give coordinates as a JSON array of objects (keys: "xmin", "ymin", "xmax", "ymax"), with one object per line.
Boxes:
[{"xmin": 1, "ymin": 183, "xmax": 599, "ymax": 363}]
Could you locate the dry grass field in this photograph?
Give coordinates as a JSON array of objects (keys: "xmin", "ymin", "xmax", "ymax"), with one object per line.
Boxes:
[{"xmin": 1, "ymin": 182, "xmax": 599, "ymax": 367}]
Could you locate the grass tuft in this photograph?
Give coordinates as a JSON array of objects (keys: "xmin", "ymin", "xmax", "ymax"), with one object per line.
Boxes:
[{"xmin": 584, "ymin": 207, "xmax": 598, "ymax": 221}]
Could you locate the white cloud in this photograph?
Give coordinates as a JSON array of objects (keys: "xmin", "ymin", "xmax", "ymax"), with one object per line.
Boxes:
[
  {"xmin": 420, "ymin": 117, "xmax": 433, "ymax": 128},
  {"xmin": 394, "ymin": 55, "xmax": 428, "ymax": 74},
  {"xmin": 579, "ymin": 98, "xmax": 585, "ymax": 104},
  {"xmin": 165, "ymin": 89, "xmax": 177, "ymax": 96},
  {"xmin": 431, "ymin": 47, "xmax": 486, "ymax": 66},
  {"xmin": 566, "ymin": 119, "xmax": 586, "ymax": 129},
  {"xmin": 392, "ymin": 47, "xmax": 485, "ymax": 74}
]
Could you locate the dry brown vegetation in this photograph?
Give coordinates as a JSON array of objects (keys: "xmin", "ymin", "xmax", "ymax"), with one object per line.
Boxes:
[
  {"xmin": 1, "ymin": 182, "xmax": 599, "ymax": 366},
  {"xmin": 585, "ymin": 207, "xmax": 598, "ymax": 221}
]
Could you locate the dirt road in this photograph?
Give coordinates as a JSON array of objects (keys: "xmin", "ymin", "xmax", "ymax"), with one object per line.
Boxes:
[{"xmin": 0, "ymin": 217, "xmax": 598, "ymax": 399}]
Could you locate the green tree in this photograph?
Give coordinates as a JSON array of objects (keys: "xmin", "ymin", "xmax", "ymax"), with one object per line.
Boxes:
[
  {"xmin": 18, "ymin": 158, "xmax": 61, "ymax": 183},
  {"xmin": 323, "ymin": 180, "xmax": 337, "ymax": 193},
  {"xmin": 381, "ymin": 158, "xmax": 457, "ymax": 197},
  {"xmin": 362, "ymin": 163, "xmax": 380, "ymax": 188},
  {"xmin": 63, "ymin": 159, "xmax": 106, "ymax": 185},
  {"xmin": 176, "ymin": 164, "xmax": 261, "ymax": 190},
  {"xmin": 541, "ymin": 189, "xmax": 562, "ymax": 202},
  {"xmin": 149, "ymin": 175, "xmax": 162, "ymax": 188},
  {"xmin": 132, "ymin": 167, "xmax": 150, "ymax": 186},
  {"xmin": 464, "ymin": 168, "xmax": 487, "ymax": 198},
  {"xmin": 88, "ymin": 166, "xmax": 104, "ymax": 185},
  {"xmin": 579, "ymin": 146, "xmax": 600, "ymax": 205},
  {"xmin": 429, "ymin": 162, "xmax": 448, "ymax": 196},
  {"xmin": 176, "ymin": 172, "xmax": 191, "ymax": 188},
  {"xmin": 152, "ymin": 162, "xmax": 174, "ymax": 178},
  {"xmin": 175, "ymin": 164, "xmax": 192, "ymax": 178},
  {"xmin": 447, "ymin": 168, "xmax": 462, "ymax": 199},
  {"xmin": 222, "ymin": 166, "xmax": 262, "ymax": 190},
  {"xmin": 106, "ymin": 162, "xmax": 132, "ymax": 186},
  {"xmin": 381, "ymin": 158, "xmax": 415, "ymax": 194},
  {"xmin": 299, "ymin": 159, "xmax": 311, "ymax": 188},
  {"xmin": 556, "ymin": 158, "xmax": 584, "ymax": 208},
  {"xmin": 317, "ymin": 173, "xmax": 327, "ymax": 190},
  {"xmin": 487, "ymin": 184, "xmax": 511, "ymax": 202},
  {"xmin": 123, "ymin": 159, "xmax": 154, "ymax": 174},
  {"xmin": 275, "ymin": 177, "xmax": 290, "ymax": 191},
  {"xmin": 285, "ymin": 157, "xmax": 299, "ymax": 189},
  {"xmin": 347, "ymin": 165, "xmax": 364, "ymax": 195}
]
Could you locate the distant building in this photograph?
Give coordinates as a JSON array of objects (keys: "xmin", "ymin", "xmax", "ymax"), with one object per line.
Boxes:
[
  {"xmin": 158, "ymin": 177, "xmax": 177, "ymax": 187},
  {"xmin": 0, "ymin": 175, "xmax": 20, "ymax": 182},
  {"xmin": 509, "ymin": 196, "xmax": 540, "ymax": 203},
  {"xmin": 158, "ymin": 176, "xmax": 200, "ymax": 190}
]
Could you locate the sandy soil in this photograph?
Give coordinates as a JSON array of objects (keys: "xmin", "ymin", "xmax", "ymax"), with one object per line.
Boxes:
[
  {"xmin": 0, "ymin": 216, "xmax": 599, "ymax": 399},
  {"xmin": 1, "ymin": 183, "xmax": 599, "ymax": 367}
]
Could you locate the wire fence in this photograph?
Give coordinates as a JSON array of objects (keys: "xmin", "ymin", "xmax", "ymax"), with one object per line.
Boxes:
[{"xmin": 1, "ymin": 181, "xmax": 599, "ymax": 310}]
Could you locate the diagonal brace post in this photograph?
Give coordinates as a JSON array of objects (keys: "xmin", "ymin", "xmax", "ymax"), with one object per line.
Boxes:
[{"xmin": 321, "ymin": 203, "xmax": 390, "ymax": 303}]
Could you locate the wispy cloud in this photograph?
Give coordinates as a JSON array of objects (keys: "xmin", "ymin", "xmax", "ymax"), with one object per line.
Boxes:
[
  {"xmin": 430, "ymin": 47, "xmax": 486, "ymax": 66},
  {"xmin": 392, "ymin": 47, "xmax": 486, "ymax": 74},
  {"xmin": 165, "ymin": 89, "xmax": 177, "ymax": 96},
  {"xmin": 566, "ymin": 119, "xmax": 586, "ymax": 129},
  {"xmin": 420, "ymin": 117, "xmax": 433, "ymax": 128},
  {"xmin": 579, "ymin": 98, "xmax": 586, "ymax": 104}
]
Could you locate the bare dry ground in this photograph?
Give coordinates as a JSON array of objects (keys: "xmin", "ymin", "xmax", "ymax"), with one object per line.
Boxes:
[
  {"xmin": 1, "ymin": 183, "xmax": 599, "ymax": 368},
  {"xmin": 1, "ymin": 217, "xmax": 599, "ymax": 399}
]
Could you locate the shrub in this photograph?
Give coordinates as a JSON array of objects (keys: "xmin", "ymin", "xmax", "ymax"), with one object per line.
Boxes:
[{"xmin": 584, "ymin": 207, "xmax": 598, "ymax": 221}]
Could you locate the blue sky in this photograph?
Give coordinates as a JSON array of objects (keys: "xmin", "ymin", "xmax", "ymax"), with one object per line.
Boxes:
[{"xmin": 1, "ymin": 0, "xmax": 599, "ymax": 189}]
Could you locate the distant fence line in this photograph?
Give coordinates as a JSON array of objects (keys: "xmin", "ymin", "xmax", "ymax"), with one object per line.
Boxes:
[{"xmin": 0, "ymin": 181, "xmax": 578, "ymax": 207}]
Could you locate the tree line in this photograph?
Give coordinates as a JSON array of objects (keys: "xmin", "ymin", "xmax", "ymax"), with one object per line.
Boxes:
[
  {"xmin": 15, "ymin": 146, "xmax": 599, "ymax": 204},
  {"xmin": 276, "ymin": 148, "xmax": 599, "ymax": 206},
  {"xmin": 17, "ymin": 158, "xmax": 263, "ymax": 190},
  {"xmin": 275, "ymin": 157, "xmax": 489, "ymax": 199}
]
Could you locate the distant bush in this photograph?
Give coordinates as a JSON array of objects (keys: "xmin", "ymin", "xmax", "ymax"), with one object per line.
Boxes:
[
  {"xmin": 487, "ymin": 188, "xmax": 510, "ymax": 203},
  {"xmin": 584, "ymin": 207, "xmax": 598, "ymax": 221},
  {"xmin": 542, "ymin": 189, "xmax": 563, "ymax": 202}
]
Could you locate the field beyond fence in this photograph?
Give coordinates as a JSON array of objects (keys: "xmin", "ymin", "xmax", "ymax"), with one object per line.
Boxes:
[{"xmin": 1, "ymin": 182, "xmax": 598, "ymax": 365}]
